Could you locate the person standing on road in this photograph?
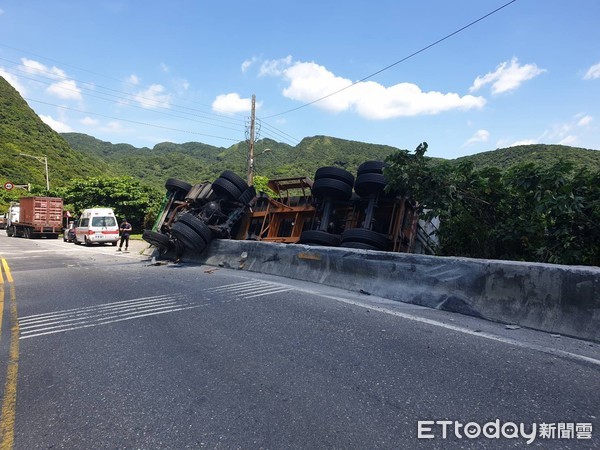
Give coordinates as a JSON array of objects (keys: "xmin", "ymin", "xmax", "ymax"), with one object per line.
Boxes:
[{"xmin": 118, "ymin": 218, "xmax": 132, "ymax": 251}]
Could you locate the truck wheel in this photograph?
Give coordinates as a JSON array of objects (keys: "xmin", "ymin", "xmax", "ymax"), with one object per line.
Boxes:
[
  {"xmin": 314, "ymin": 167, "xmax": 355, "ymax": 187},
  {"xmin": 311, "ymin": 178, "xmax": 353, "ymax": 201},
  {"xmin": 142, "ymin": 230, "xmax": 172, "ymax": 253},
  {"xmin": 176, "ymin": 213, "xmax": 213, "ymax": 244},
  {"xmin": 341, "ymin": 228, "xmax": 389, "ymax": 250},
  {"xmin": 354, "ymin": 173, "xmax": 387, "ymax": 197},
  {"xmin": 339, "ymin": 241, "xmax": 380, "ymax": 251},
  {"xmin": 299, "ymin": 230, "xmax": 341, "ymax": 247},
  {"xmin": 357, "ymin": 160, "xmax": 387, "ymax": 175},
  {"xmin": 171, "ymin": 222, "xmax": 208, "ymax": 254},
  {"xmin": 219, "ymin": 170, "xmax": 248, "ymax": 193},
  {"xmin": 212, "ymin": 177, "xmax": 243, "ymax": 201}
]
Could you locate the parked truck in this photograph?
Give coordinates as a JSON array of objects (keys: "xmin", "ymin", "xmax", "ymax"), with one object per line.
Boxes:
[{"xmin": 5, "ymin": 196, "xmax": 63, "ymax": 239}]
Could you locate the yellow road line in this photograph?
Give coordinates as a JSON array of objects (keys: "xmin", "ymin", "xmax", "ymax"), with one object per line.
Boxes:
[
  {"xmin": 0, "ymin": 260, "xmax": 12, "ymax": 284},
  {"xmin": 0, "ymin": 277, "xmax": 18, "ymax": 449}
]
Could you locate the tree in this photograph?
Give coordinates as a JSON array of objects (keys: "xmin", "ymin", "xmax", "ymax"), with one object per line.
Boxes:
[
  {"xmin": 56, "ymin": 176, "xmax": 162, "ymax": 231},
  {"xmin": 384, "ymin": 143, "xmax": 600, "ymax": 266}
]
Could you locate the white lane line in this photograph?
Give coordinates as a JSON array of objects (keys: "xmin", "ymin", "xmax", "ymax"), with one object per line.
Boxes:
[
  {"xmin": 20, "ymin": 305, "xmax": 203, "ymax": 339},
  {"xmin": 19, "ymin": 293, "xmax": 194, "ymax": 340},
  {"xmin": 20, "ymin": 303, "xmax": 189, "ymax": 337},
  {"xmin": 207, "ymin": 281, "xmax": 256, "ymax": 291},
  {"xmin": 309, "ymin": 292, "xmax": 600, "ymax": 368},
  {"xmin": 243, "ymin": 288, "xmax": 294, "ymax": 299},
  {"xmin": 19, "ymin": 294, "xmax": 183, "ymax": 321},
  {"xmin": 19, "ymin": 296, "xmax": 184, "ymax": 325},
  {"xmin": 208, "ymin": 281, "xmax": 294, "ymax": 297},
  {"xmin": 20, "ymin": 299, "xmax": 180, "ymax": 331}
]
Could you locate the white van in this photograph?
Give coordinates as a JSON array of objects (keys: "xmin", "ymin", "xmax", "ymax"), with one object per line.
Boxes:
[{"xmin": 74, "ymin": 208, "xmax": 120, "ymax": 246}]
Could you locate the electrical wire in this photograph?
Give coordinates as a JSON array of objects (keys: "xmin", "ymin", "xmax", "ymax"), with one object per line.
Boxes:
[
  {"xmin": 262, "ymin": 0, "xmax": 518, "ymax": 119},
  {"xmin": 26, "ymin": 98, "xmax": 242, "ymax": 143}
]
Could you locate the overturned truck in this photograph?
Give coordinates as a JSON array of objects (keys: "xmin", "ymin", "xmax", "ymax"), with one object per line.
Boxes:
[{"xmin": 143, "ymin": 162, "xmax": 428, "ymax": 259}]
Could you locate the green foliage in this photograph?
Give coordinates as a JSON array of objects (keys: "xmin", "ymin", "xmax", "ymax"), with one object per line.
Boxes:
[
  {"xmin": 252, "ymin": 176, "xmax": 278, "ymax": 197},
  {"xmin": 385, "ymin": 144, "xmax": 600, "ymax": 266},
  {"xmin": 0, "ymin": 76, "xmax": 113, "ymax": 206},
  {"xmin": 56, "ymin": 176, "xmax": 162, "ymax": 232}
]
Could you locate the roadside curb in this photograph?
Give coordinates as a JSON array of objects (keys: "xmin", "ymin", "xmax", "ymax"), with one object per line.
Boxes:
[{"xmin": 160, "ymin": 239, "xmax": 600, "ymax": 343}]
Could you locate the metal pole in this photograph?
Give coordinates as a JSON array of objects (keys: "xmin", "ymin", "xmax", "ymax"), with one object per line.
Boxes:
[
  {"xmin": 247, "ymin": 94, "xmax": 256, "ymax": 186},
  {"xmin": 44, "ymin": 155, "xmax": 49, "ymax": 191}
]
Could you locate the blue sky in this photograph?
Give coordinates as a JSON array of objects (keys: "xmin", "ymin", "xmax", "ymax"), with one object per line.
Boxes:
[{"xmin": 0, "ymin": 0, "xmax": 599, "ymax": 159}]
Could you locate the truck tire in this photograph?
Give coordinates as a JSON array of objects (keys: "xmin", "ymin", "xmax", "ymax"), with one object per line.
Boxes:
[
  {"xmin": 212, "ymin": 177, "xmax": 242, "ymax": 201},
  {"xmin": 357, "ymin": 160, "xmax": 387, "ymax": 175},
  {"xmin": 339, "ymin": 241, "xmax": 380, "ymax": 251},
  {"xmin": 314, "ymin": 167, "xmax": 355, "ymax": 187},
  {"xmin": 219, "ymin": 170, "xmax": 248, "ymax": 193},
  {"xmin": 171, "ymin": 221, "xmax": 208, "ymax": 254},
  {"xmin": 142, "ymin": 230, "xmax": 172, "ymax": 253},
  {"xmin": 341, "ymin": 228, "xmax": 389, "ymax": 250},
  {"xmin": 311, "ymin": 178, "xmax": 353, "ymax": 201},
  {"xmin": 176, "ymin": 213, "xmax": 213, "ymax": 244},
  {"xmin": 354, "ymin": 173, "xmax": 387, "ymax": 197},
  {"xmin": 165, "ymin": 178, "xmax": 192, "ymax": 198},
  {"xmin": 299, "ymin": 230, "xmax": 341, "ymax": 247}
]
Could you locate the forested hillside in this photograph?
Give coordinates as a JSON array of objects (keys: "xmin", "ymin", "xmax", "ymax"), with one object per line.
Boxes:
[
  {"xmin": 61, "ymin": 133, "xmax": 401, "ymax": 191},
  {"xmin": 0, "ymin": 76, "xmax": 114, "ymax": 204},
  {"xmin": 454, "ymin": 144, "xmax": 600, "ymax": 171}
]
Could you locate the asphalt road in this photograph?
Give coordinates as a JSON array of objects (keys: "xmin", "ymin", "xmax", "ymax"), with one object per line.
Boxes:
[{"xmin": 0, "ymin": 233, "xmax": 599, "ymax": 449}]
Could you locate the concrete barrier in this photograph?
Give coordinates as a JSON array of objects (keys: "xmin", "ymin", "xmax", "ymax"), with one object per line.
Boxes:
[{"xmin": 165, "ymin": 239, "xmax": 600, "ymax": 343}]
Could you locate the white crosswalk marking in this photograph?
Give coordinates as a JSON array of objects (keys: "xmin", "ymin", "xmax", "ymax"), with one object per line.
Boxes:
[{"xmin": 207, "ymin": 280, "xmax": 294, "ymax": 299}]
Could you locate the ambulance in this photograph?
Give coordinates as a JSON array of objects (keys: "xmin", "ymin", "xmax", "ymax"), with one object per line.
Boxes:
[{"xmin": 74, "ymin": 208, "xmax": 120, "ymax": 246}]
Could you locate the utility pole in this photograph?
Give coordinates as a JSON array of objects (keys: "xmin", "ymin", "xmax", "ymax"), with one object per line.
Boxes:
[
  {"xmin": 19, "ymin": 153, "xmax": 50, "ymax": 191},
  {"xmin": 246, "ymin": 94, "xmax": 256, "ymax": 185}
]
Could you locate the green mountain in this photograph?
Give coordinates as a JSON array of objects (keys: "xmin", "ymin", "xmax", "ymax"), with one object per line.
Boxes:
[
  {"xmin": 3, "ymin": 74, "xmax": 600, "ymax": 197},
  {"xmin": 454, "ymin": 144, "xmax": 600, "ymax": 171},
  {"xmin": 61, "ymin": 132, "xmax": 402, "ymax": 190},
  {"xmin": 0, "ymin": 76, "xmax": 114, "ymax": 193}
]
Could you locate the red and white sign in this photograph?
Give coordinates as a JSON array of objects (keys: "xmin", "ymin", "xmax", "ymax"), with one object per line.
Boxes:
[{"xmin": 3, "ymin": 182, "xmax": 14, "ymax": 190}]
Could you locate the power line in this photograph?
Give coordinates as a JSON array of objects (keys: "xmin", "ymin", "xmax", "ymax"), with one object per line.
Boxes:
[
  {"xmin": 0, "ymin": 56, "xmax": 245, "ymax": 128},
  {"xmin": 0, "ymin": 43, "xmax": 250, "ymax": 122},
  {"xmin": 262, "ymin": 0, "xmax": 519, "ymax": 119},
  {"xmin": 3, "ymin": 66, "xmax": 245, "ymax": 135},
  {"xmin": 26, "ymin": 98, "xmax": 241, "ymax": 143}
]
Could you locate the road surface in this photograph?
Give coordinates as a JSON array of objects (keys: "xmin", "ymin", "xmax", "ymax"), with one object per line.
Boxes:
[{"xmin": 0, "ymin": 234, "xmax": 598, "ymax": 449}]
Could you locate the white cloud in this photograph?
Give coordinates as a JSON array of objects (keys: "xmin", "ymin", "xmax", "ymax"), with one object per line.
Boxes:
[
  {"xmin": 241, "ymin": 57, "xmax": 258, "ymax": 73},
  {"xmin": 20, "ymin": 58, "xmax": 82, "ymax": 100},
  {"xmin": 261, "ymin": 57, "xmax": 485, "ymax": 119},
  {"xmin": 133, "ymin": 84, "xmax": 172, "ymax": 109},
  {"xmin": 0, "ymin": 68, "xmax": 27, "ymax": 96},
  {"xmin": 46, "ymin": 79, "xmax": 82, "ymax": 100},
  {"xmin": 259, "ymin": 55, "xmax": 293, "ymax": 77},
  {"xmin": 577, "ymin": 115, "xmax": 593, "ymax": 127},
  {"xmin": 128, "ymin": 74, "xmax": 140, "ymax": 85},
  {"xmin": 583, "ymin": 62, "xmax": 600, "ymax": 80},
  {"xmin": 470, "ymin": 57, "xmax": 546, "ymax": 95},
  {"xmin": 160, "ymin": 63, "xmax": 169, "ymax": 73},
  {"xmin": 39, "ymin": 115, "xmax": 73, "ymax": 133},
  {"xmin": 80, "ymin": 116, "xmax": 99, "ymax": 126},
  {"xmin": 559, "ymin": 135, "xmax": 577, "ymax": 146},
  {"xmin": 212, "ymin": 93, "xmax": 262, "ymax": 114},
  {"xmin": 508, "ymin": 139, "xmax": 537, "ymax": 147},
  {"xmin": 463, "ymin": 129, "xmax": 490, "ymax": 147}
]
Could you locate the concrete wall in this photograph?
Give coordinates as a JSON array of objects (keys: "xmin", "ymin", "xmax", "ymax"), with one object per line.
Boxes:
[{"xmin": 170, "ymin": 240, "xmax": 600, "ymax": 343}]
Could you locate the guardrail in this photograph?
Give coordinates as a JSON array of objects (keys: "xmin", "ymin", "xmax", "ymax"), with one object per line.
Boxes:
[{"xmin": 162, "ymin": 239, "xmax": 600, "ymax": 343}]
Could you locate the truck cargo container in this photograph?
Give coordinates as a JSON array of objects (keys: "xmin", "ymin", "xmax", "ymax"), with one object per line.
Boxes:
[{"xmin": 6, "ymin": 196, "xmax": 63, "ymax": 239}]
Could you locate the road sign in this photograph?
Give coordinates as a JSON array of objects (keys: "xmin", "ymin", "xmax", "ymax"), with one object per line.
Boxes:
[{"xmin": 3, "ymin": 182, "xmax": 14, "ymax": 190}]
